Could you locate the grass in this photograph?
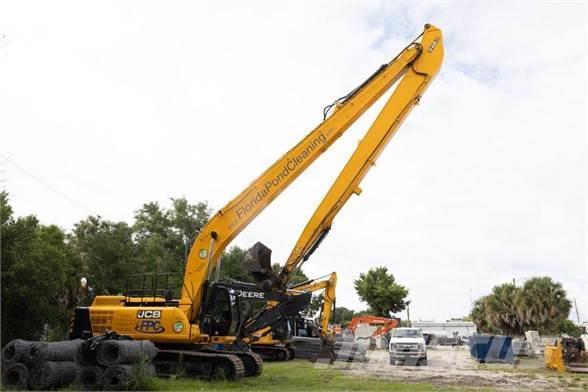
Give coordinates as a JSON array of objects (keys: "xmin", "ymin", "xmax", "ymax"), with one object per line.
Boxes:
[
  {"xmin": 472, "ymin": 358, "xmax": 588, "ymax": 391},
  {"xmin": 147, "ymin": 360, "xmax": 453, "ymax": 391}
]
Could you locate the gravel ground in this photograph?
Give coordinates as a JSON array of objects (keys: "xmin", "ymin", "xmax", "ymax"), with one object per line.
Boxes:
[{"xmin": 328, "ymin": 345, "xmax": 588, "ymax": 391}]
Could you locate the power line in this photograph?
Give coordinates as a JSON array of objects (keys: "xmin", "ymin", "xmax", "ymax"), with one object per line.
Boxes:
[{"xmin": 0, "ymin": 154, "xmax": 101, "ymax": 216}]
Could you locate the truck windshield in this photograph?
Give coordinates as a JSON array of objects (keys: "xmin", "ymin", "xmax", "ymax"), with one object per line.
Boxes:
[{"xmin": 393, "ymin": 329, "xmax": 422, "ymax": 338}]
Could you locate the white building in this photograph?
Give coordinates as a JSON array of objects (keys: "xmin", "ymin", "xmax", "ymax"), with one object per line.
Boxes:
[{"xmin": 412, "ymin": 321, "xmax": 477, "ymax": 337}]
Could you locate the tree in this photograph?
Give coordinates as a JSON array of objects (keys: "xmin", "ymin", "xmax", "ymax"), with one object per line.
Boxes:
[
  {"xmin": 470, "ymin": 277, "xmax": 573, "ymax": 335},
  {"xmin": 169, "ymin": 197, "xmax": 211, "ymax": 260},
  {"xmin": 301, "ymin": 293, "xmax": 324, "ymax": 317},
  {"xmin": 484, "ymin": 283, "xmax": 523, "ymax": 335},
  {"xmin": 133, "ymin": 201, "xmax": 181, "ymax": 273},
  {"xmin": 332, "ymin": 306, "xmax": 356, "ymax": 325},
  {"xmin": 0, "ymin": 190, "xmax": 12, "ymax": 226},
  {"xmin": 1, "ymin": 192, "xmax": 77, "ymax": 343},
  {"xmin": 218, "ymin": 246, "xmax": 255, "ymax": 283},
  {"xmin": 69, "ymin": 216, "xmax": 138, "ymax": 295},
  {"xmin": 133, "ymin": 198, "xmax": 211, "ymax": 274},
  {"xmin": 354, "ymin": 266, "xmax": 408, "ymax": 317},
  {"xmin": 555, "ymin": 319, "xmax": 585, "ymax": 337},
  {"xmin": 470, "ymin": 296, "xmax": 499, "ymax": 334},
  {"xmin": 517, "ymin": 277, "xmax": 571, "ymax": 333},
  {"xmin": 352, "ymin": 309, "xmax": 372, "ymax": 318}
]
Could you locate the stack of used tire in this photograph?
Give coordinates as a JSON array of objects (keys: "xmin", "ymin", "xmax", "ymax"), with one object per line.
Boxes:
[
  {"xmin": 1, "ymin": 339, "xmax": 83, "ymax": 390},
  {"xmin": 77, "ymin": 339, "xmax": 158, "ymax": 391},
  {"xmin": 290, "ymin": 337, "xmax": 367, "ymax": 362},
  {"xmin": 1, "ymin": 338, "xmax": 157, "ymax": 390}
]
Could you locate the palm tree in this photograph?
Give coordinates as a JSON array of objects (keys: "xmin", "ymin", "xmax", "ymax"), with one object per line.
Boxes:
[
  {"xmin": 485, "ymin": 283, "xmax": 524, "ymax": 336},
  {"xmin": 518, "ymin": 277, "xmax": 571, "ymax": 333},
  {"xmin": 470, "ymin": 296, "xmax": 499, "ymax": 333}
]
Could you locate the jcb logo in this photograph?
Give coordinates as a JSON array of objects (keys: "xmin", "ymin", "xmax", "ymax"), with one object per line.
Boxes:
[
  {"xmin": 137, "ymin": 310, "xmax": 161, "ymax": 319},
  {"xmin": 135, "ymin": 320, "xmax": 165, "ymax": 334}
]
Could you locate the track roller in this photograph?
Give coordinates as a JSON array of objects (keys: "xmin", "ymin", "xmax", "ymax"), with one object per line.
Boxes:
[{"xmin": 154, "ymin": 349, "xmax": 245, "ymax": 380}]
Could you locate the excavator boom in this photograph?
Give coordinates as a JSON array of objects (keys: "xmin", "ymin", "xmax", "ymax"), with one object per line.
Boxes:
[{"xmin": 179, "ymin": 27, "xmax": 440, "ymax": 318}]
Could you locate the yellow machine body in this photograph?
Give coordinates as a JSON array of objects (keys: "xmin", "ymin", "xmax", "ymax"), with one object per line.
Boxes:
[{"xmin": 544, "ymin": 343, "xmax": 566, "ymax": 373}]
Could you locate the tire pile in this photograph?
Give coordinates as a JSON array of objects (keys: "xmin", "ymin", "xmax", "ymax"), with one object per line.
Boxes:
[
  {"xmin": 290, "ymin": 337, "xmax": 367, "ymax": 362},
  {"xmin": 1, "ymin": 338, "xmax": 157, "ymax": 390},
  {"xmin": 1, "ymin": 339, "xmax": 82, "ymax": 390},
  {"xmin": 77, "ymin": 339, "xmax": 157, "ymax": 390}
]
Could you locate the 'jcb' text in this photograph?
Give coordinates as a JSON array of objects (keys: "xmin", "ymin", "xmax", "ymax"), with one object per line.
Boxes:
[{"xmin": 137, "ymin": 310, "xmax": 161, "ymax": 319}]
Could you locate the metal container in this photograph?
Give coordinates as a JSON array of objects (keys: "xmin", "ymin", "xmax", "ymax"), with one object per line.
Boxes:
[{"xmin": 469, "ymin": 335, "xmax": 514, "ymax": 363}]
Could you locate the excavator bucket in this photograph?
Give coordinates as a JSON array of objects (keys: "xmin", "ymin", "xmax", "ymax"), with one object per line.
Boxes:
[{"xmin": 243, "ymin": 242, "xmax": 275, "ymax": 283}]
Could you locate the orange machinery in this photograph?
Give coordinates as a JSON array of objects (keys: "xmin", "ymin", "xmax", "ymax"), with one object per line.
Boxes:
[{"xmin": 348, "ymin": 316, "xmax": 400, "ymax": 339}]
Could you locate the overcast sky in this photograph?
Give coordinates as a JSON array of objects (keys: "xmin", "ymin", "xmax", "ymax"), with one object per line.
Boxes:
[{"xmin": 1, "ymin": 1, "xmax": 586, "ymax": 323}]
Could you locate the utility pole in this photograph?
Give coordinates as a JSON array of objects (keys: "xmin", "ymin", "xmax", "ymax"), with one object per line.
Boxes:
[
  {"xmin": 406, "ymin": 300, "xmax": 412, "ymax": 327},
  {"xmin": 574, "ymin": 298, "xmax": 580, "ymax": 323}
]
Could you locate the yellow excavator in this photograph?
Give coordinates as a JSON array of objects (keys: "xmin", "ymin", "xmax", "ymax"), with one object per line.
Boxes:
[
  {"xmin": 71, "ymin": 24, "xmax": 444, "ymax": 380},
  {"xmin": 249, "ymin": 272, "xmax": 337, "ymax": 361}
]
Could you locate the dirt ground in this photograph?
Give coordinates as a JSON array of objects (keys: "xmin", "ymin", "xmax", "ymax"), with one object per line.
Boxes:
[{"xmin": 330, "ymin": 345, "xmax": 588, "ymax": 391}]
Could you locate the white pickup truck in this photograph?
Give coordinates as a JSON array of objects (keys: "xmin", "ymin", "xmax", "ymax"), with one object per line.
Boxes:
[{"xmin": 388, "ymin": 327, "xmax": 427, "ymax": 366}]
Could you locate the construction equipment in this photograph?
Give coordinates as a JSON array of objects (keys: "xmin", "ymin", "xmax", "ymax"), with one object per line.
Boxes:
[
  {"xmin": 349, "ymin": 316, "xmax": 401, "ymax": 338},
  {"xmin": 349, "ymin": 316, "xmax": 401, "ymax": 349},
  {"xmin": 545, "ymin": 337, "xmax": 588, "ymax": 373},
  {"xmin": 71, "ymin": 24, "xmax": 444, "ymax": 380},
  {"xmin": 250, "ymin": 272, "xmax": 337, "ymax": 361}
]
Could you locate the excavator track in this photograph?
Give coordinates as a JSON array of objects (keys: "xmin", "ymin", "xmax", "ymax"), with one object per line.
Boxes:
[
  {"xmin": 232, "ymin": 351, "xmax": 264, "ymax": 376},
  {"xmin": 154, "ymin": 349, "xmax": 245, "ymax": 380},
  {"xmin": 251, "ymin": 345, "xmax": 292, "ymax": 362},
  {"xmin": 204, "ymin": 349, "xmax": 263, "ymax": 377}
]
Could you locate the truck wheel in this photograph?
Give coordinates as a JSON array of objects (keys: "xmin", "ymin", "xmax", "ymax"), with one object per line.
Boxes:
[
  {"xmin": 389, "ymin": 356, "xmax": 395, "ymax": 365},
  {"xmin": 418, "ymin": 358, "xmax": 427, "ymax": 366}
]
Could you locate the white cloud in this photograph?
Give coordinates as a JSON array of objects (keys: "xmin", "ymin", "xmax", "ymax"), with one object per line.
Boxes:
[{"xmin": 1, "ymin": 1, "xmax": 586, "ymax": 322}]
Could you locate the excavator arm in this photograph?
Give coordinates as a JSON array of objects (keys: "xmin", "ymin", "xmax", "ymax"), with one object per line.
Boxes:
[
  {"xmin": 179, "ymin": 24, "xmax": 443, "ymax": 320},
  {"xmin": 289, "ymin": 272, "xmax": 338, "ymax": 340},
  {"xmin": 275, "ymin": 24, "xmax": 444, "ymax": 288},
  {"xmin": 349, "ymin": 315, "xmax": 398, "ymax": 333}
]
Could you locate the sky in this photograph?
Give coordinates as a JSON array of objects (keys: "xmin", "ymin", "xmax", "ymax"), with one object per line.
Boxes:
[{"xmin": 1, "ymin": 1, "xmax": 586, "ymax": 323}]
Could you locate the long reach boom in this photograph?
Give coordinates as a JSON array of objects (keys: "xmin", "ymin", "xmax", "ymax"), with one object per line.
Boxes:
[{"xmin": 180, "ymin": 24, "xmax": 443, "ymax": 320}]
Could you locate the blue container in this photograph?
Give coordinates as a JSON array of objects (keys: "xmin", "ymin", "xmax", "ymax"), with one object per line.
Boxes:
[{"xmin": 469, "ymin": 335, "xmax": 514, "ymax": 363}]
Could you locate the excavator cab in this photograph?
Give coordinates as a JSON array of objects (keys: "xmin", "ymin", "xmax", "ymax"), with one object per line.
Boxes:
[
  {"xmin": 199, "ymin": 282, "xmax": 242, "ymax": 338},
  {"xmin": 199, "ymin": 277, "xmax": 312, "ymax": 341}
]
